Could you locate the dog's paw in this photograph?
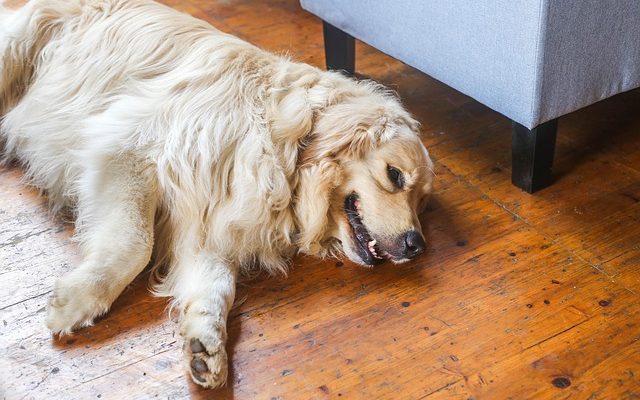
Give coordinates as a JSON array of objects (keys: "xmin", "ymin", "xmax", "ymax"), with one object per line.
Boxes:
[
  {"xmin": 180, "ymin": 304, "xmax": 230, "ymax": 388},
  {"xmin": 46, "ymin": 278, "xmax": 109, "ymax": 335},
  {"xmin": 185, "ymin": 337, "xmax": 228, "ymax": 388}
]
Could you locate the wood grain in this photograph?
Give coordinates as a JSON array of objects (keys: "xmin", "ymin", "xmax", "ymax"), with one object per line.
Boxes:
[{"xmin": 1, "ymin": 1, "xmax": 639, "ymax": 399}]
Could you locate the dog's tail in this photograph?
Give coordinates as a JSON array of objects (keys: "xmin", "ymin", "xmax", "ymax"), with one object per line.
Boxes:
[{"xmin": 0, "ymin": 0, "xmax": 79, "ymax": 115}]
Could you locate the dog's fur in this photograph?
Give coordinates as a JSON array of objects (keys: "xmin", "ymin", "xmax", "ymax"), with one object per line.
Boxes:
[{"xmin": 0, "ymin": 0, "xmax": 433, "ymax": 388}]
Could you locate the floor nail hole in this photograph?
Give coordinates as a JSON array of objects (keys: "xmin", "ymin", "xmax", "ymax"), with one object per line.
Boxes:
[{"xmin": 551, "ymin": 377, "xmax": 571, "ymax": 389}]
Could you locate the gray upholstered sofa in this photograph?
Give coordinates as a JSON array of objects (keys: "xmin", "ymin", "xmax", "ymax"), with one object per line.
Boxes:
[{"xmin": 300, "ymin": 0, "xmax": 640, "ymax": 192}]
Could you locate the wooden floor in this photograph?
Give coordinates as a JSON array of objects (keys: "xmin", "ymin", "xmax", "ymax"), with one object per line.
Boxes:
[{"xmin": 2, "ymin": 1, "xmax": 640, "ymax": 399}]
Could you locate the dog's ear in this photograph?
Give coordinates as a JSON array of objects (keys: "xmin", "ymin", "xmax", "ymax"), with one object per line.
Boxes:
[
  {"xmin": 302, "ymin": 100, "xmax": 396, "ymax": 164},
  {"xmin": 269, "ymin": 86, "xmax": 320, "ymax": 175},
  {"xmin": 293, "ymin": 159, "xmax": 341, "ymax": 255}
]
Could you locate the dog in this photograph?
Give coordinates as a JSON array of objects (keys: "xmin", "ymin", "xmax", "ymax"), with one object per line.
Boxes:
[{"xmin": 0, "ymin": 0, "xmax": 433, "ymax": 388}]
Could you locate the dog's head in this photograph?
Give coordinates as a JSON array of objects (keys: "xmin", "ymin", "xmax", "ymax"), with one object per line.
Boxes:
[{"xmin": 293, "ymin": 79, "xmax": 433, "ymax": 266}]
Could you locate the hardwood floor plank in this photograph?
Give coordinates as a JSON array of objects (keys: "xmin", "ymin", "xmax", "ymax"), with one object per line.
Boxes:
[{"xmin": 424, "ymin": 289, "xmax": 640, "ymax": 399}]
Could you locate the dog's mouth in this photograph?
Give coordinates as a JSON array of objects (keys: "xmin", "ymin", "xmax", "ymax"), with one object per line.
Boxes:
[{"xmin": 344, "ymin": 193, "xmax": 390, "ymax": 266}]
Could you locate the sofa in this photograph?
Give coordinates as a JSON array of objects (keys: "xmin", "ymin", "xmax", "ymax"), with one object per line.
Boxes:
[{"xmin": 300, "ymin": 0, "xmax": 640, "ymax": 193}]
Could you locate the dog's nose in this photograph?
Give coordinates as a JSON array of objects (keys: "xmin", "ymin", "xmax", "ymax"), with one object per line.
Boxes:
[{"xmin": 402, "ymin": 231, "xmax": 426, "ymax": 259}]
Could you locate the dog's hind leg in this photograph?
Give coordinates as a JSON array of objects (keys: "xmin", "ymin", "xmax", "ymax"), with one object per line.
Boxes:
[
  {"xmin": 46, "ymin": 156, "xmax": 157, "ymax": 334},
  {"xmin": 0, "ymin": 1, "xmax": 52, "ymax": 115},
  {"xmin": 0, "ymin": 1, "xmax": 81, "ymax": 116},
  {"xmin": 0, "ymin": 3, "xmax": 25, "ymax": 116},
  {"xmin": 170, "ymin": 256, "xmax": 238, "ymax": 388}
]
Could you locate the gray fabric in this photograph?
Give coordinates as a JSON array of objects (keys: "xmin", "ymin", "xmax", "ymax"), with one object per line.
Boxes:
[
  {"xmin": 536, "ymin": 1, "xmax": 640, "ymax": 126},
  {"xmin": 301, "ymin": 0, "xmax": 640, "ymax": 129}
]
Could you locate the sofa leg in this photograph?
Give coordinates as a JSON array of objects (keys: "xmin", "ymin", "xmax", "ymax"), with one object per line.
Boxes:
[
  {"xmin": 512, "ymin": 119, "xmax": 558, "ymax": 193},
  {"xmin": 322, "ymin": 21, "xmax": 355, "ymax": 74}
]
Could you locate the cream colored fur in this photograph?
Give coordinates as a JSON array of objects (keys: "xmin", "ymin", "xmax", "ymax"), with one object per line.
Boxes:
[{"xmin": 0, "ymin": 0, "xmax": 433, "ymax": 388}]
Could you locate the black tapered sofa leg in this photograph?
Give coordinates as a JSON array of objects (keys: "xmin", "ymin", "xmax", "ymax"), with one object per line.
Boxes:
[
  {"xmin": 511, "ymin": 118, "xmax": 559, "ymax": 193},
  {"xmin": 322, "ymin": 21, "xmax": 355, "ymax": 74}
]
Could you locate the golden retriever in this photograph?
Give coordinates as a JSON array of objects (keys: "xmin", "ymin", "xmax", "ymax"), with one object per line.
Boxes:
[{"xmin": 0, "ymin": 0, "xmax": 433, "ymax": 388}]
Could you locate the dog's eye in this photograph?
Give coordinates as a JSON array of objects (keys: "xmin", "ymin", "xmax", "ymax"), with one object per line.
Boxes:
[{"xmin": 387, "ymin": 166, "xmax": 404, "ymax": 189}]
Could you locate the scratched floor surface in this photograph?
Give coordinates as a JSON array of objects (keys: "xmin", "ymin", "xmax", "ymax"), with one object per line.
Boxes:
[{"xmin": 1, "ymin": 1, "xmax": 639, "ymax": 399}]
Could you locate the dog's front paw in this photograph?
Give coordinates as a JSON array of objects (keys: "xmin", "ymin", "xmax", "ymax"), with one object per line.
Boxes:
[
  {"xmin": 186, "ymin": 337, "xmax": 228, "ymax": 388},
  {"xmin": 46, "ymin": 277, "xmax": 109, "ymax": 335}
]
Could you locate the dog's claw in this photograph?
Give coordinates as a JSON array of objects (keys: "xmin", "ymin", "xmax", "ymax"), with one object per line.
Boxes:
[
  {"xmin": 190, "ymin": 338, "xmax": 206, "ymax": 353},
  {"xmin": 192, "ymin": 371, "xmax": 207, "ymax": 383},
  {"xmin": 191, "ymin": 357, "xmax": 209, "ymax": 373}
]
